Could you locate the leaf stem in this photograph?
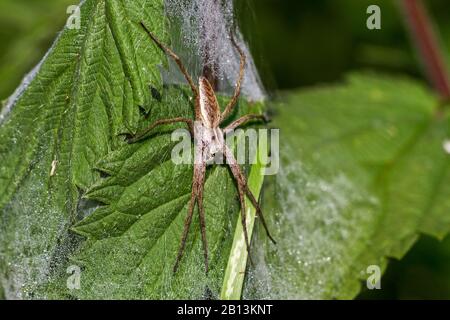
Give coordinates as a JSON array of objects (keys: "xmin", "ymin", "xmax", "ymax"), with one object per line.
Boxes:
[
  {"xmin": 220, "ymin": 130, "xmax": 267, "ymax": 300},
  {"xmin": 399, "ymin": 0, "xmax": 450, "ymax": 102}
]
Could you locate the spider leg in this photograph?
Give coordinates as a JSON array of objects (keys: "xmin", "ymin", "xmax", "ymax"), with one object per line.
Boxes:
[
  {"xmin": 223, "ymin": 147, "xmax": 255, "ymax": 263},
  {"xmin": 173, "ymin": 182, "xmax": 198, "ymax": 273},
  {"xmin": 173, "ymin": 160, "xmax": 207, "ymax": 273},
  {"xmin": 224, "ymin": 147, "xmax": 276, "ymax": 245},
  {"xmin": 140, "ymin": 22, "xmax": 199, "ymax": 97},
  {"xmin": 224, "ymin": 114, "xmax": 268, "ymax": 135},
  {"xmin": 195, "ymin": 163, "xmax": 209, "ymax": 273},
  {"xmin": 127, "ymin": 117, "xmax": 193, "ymax": 144},
  {"xmin": 241, "ymin": 178, "xmax": 277, "ymax": 245},
  {"xmin": 229, "ymin": 160, "xmax": 254, "ymax": 265},
  {"xmin": 221, "ymin": 32, "xmax": 246, "ymax": 122}
]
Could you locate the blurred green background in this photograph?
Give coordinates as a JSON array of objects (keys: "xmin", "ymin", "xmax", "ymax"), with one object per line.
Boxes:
[
  {"xmin": 0, "ymin": 0, "xmax": 449, "ymax": 299},
  {"xmin": 238, "ymin": 0, "xmax": 450, "ymax": 92}
]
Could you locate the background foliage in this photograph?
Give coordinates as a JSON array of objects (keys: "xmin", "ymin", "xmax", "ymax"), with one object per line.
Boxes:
[{"xmin": 1, "ymin": 0, "xmax": 450, "ymax": 299}]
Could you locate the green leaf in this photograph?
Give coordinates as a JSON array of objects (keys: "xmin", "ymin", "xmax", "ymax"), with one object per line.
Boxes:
[
  {"xmin": 44, "ymin": 90, "xmax": 262, "ymax": 299},
  {"xmin": 244, "ymin": 73, "xmax": 450, "ymax": 299},
  {"xmin": 0, "ymin": 0, "xmax": 168, "ymax": 299},
  {"xmin": 0, "ymin": 0, "xmax": 264, "ymax": 299}
]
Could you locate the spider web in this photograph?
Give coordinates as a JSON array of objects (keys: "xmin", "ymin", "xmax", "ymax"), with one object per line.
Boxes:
[{"xmin": 165, "ymin": 0, "xmax": 265, "ymax": 101}]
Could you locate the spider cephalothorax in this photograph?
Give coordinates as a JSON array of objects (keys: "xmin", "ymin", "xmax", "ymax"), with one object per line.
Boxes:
[{"xmin": 129, "ymin": 22, "xmax": 275, "ymax": 273}]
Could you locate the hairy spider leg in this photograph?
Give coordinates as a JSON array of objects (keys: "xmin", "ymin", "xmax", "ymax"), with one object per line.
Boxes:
[
  {"xmin": 140, "ymin": 22, "xmax": 204, "ymax": 121},
  {"xmin": 221, "ymin": 32, "xmax": 246, "ymax": 122},
  {"xmin": 195, "ymin": 163, "xmax": 209, "ymax": 273},
  {"xmin": 140, "ymin": 22, "xmax": 199, "ymax": 98},
  {"xmin": 223, "ymin": 147, "xmax": 253, "ymax": 264},
  {"xmin": 224, "ymin": 114, "xmax": 268, "ymax": 135},
  {"xmin": 173, "ymin": 162, "xmax": 207, "ymax": 273},
  {"xmin": 224, "ymin": 146, "xmax": 276, "ymax": 245}
]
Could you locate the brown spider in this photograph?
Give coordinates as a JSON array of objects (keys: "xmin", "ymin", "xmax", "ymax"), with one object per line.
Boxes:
[{"xmin": 129, "ymin": 22, "xmax": 276, "ymax": 273}]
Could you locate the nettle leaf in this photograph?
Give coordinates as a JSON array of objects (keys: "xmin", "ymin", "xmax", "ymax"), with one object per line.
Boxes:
[
  {"xmin": 244, "ymin": 73, "xmax": 450, "ymax": 299},
  {"xmin": 0, "ymin": 0, "xmax": 264, "ymax": 299},
  {"xmin": 47, "ymin": 91, "xmax": 261, "ymax": 300},
  {"xmin": 0, "ymin": 0, "xmax": 167, "ymax": 299}
]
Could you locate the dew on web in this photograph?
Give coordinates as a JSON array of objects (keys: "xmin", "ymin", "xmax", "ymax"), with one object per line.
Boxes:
[
  {"xmin": 243, "ymin": 145, "xmax": 380, "ymax": 299},
  {"xmin": 0, "ymin": 175, "xmax": 67, "ymax": 299},
  {"xmin": 164, "ymin": 0, "xmax": 265, "ymax": 102}
]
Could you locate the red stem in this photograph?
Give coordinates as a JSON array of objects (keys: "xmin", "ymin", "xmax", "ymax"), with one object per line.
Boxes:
[{"xmin": 399, "ymin": 0, "xmax": 450, "ymax": 101}]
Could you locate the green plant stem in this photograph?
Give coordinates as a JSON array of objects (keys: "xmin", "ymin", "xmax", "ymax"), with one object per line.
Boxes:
[{"xmin": 220, "ymin": 133, "xmax": 267, "ymax": 300}]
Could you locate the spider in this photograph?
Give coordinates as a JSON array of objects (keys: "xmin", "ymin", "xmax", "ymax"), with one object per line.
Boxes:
[{"xmin": 129, "ymin": 22, "xmax": 276, "ymax": 273}]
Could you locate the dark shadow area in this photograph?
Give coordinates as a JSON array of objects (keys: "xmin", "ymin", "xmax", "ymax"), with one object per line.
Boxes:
[{"xmin": 359, "ymin": 235, "xmax": 450, "ymax": 299}]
